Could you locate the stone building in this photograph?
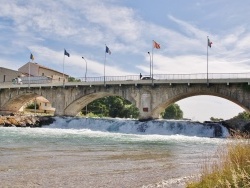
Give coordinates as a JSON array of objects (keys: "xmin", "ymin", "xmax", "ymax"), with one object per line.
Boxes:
[
  {"xmin": 18, "ymin": 62, "xmax": 69, "ymax": 83},
  {"xmin": 21, "ymin": 96, "xmax": 55, "ymax": 115},
  {"xmin": 0, "ymin": 67, "xmax": 23, "ymax": 84}
]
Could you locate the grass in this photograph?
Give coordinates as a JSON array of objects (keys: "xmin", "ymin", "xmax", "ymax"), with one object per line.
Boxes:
[{"xmin": 187, "ymin": 134, "xmax": 250, "ymax": 188}]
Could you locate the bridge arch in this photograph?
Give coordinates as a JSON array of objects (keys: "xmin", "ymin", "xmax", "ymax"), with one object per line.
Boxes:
[
  {"xmin": 1, "ymin": 92, "xmax": 54, "ymax": 114},
  {"xmin": 151, "ymin": 88, "xmax": 248, "ymax": 119},
  {"xmin": 64, "ymin": 91, "xmax": 136, "ymax": 116},
  {"xmin": 1, "ymin": 93, "xmax": 39, "ymax": 113}
]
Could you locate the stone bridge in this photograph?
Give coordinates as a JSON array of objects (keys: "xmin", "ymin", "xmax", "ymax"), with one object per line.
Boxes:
[{"xmin": 0, "ymin": 73, "xmax": 250, "ymax": 120}]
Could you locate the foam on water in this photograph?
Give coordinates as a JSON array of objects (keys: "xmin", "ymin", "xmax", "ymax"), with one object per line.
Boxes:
[
  {"xmin": 42, "ymin": 116, "xmax": 229, "ymax": 138},
  {"xmin": 0, "ymin": 117, "xmax": 229, "ymax": 146}
]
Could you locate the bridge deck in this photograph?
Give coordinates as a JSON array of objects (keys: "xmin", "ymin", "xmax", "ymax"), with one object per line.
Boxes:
[{"xmin": 1, "ymin": 73, "xmax": 250, "ymax": 89}]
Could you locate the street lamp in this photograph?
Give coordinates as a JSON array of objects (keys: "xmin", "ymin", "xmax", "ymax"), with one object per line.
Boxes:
[
  {"xmin": 82, "ymin": 57, "xmax": 88, "ymax": 82},
  {"xmin": 148, "ymin": 52, "xmax": 151, "ymax": 78}
]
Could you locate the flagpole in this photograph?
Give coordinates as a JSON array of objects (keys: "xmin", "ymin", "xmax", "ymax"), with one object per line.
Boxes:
[
  {"xmin": 104, "ymin": 45, "xmax": 106, "ymax": 86},
  {"xmin": 63, "ymin": 50, "xmax": 65, "ymax": 82},
  {"xmin": 151, "ymin": 40, "xmax": 154, "ymax": 85},
  {"xmin": 28, "ymin": 53, "xmax": 34, "ymax": 88},
  {"xmin": 29, "ymin": 59, "xmax": 30, "ymax": 88},
  {"xmin": 207, "ymin": 36, "xmax": 209, "ymax": 86},
  {"xmin": 147, "ymin": 52, "xmax": 151, "ymax": 77}
]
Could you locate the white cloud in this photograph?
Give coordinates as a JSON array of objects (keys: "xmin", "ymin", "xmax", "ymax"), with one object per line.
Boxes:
[{"xmin": 1, "ymin": 0, "xmax": 250, "ymax": 120}]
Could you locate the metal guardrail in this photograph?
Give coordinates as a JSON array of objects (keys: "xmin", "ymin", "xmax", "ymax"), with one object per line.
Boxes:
[
  {"xmin": 0, "ymin": 73, "xmax": 250, "ymax": 88},
  {"xmin": 85, "ymin": 73, "xmax": 250, "ymax": 82},
  {"xmin": 77, "ymin": 72, "xmax": 250, "ymax": 82}
]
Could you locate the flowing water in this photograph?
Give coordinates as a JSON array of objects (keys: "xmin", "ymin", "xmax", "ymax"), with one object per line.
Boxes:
[{"xmin": 0, "ymin": 117, "xmax": 229, "ymax": 188}]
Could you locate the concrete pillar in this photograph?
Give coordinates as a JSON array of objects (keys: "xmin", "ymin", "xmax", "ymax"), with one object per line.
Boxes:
[
  {"xmin": 51, "ymin": 88, "xmax": 66, "ymax": 116},
  {"xmin": 138, "ymin": 93, "xmax": 153, "ymax": 120}
]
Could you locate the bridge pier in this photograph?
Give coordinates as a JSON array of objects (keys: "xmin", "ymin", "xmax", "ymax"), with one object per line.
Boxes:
[{"xmin": 138, "ymin": 92, "xmax": 154, "ymax": 120}]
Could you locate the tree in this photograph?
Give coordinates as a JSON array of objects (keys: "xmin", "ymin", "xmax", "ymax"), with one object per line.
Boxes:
[
  {"xmin": 161, "ymin": 103, "xmax": 183, "ymax": 119},
  {"xmin": 68, "ymin": 76, "xmax": 81, "ymax": 82},
  {"xmin": 233, "ymin": 111, "xmax": 250, "ymax": 120},
  {"xmin": 210, "ymin": 117, "xmax": 224, "ymax": 122},
  {"xmin": 26, "ymin": 102, "xmax": 39, "ymax": 109},
  {"xmin": 83, "ymin": 96, "xmax": 139, "ymax": 118}
]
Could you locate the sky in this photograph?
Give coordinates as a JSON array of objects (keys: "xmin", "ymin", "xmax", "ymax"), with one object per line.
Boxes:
[{"xmin": 1, "ymin": 0, "xmax": 250, "ymax": 121}]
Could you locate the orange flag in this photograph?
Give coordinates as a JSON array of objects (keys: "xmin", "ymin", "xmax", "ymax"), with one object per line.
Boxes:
[{"xmin": 153, "ymin": 40, "xmax": 160, "ymax": 49}]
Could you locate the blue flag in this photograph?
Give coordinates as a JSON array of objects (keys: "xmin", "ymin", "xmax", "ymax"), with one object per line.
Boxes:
[
  {"xmin": 30, "ymin": 53, "xmax": 34, "ymax": 60},
  {"xmin": 106, "ymin": 46, "xmax": 111, "ymax": 55},
  {"xmin": 208, "ymin": 38, "xmax": 212, "ymax": 48},
  {"xmin": 64, "ymin": 49, "xmax": 70, "ymax": 57}
]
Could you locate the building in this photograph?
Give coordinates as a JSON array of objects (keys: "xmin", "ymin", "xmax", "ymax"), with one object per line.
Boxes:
[
  {"xmin": 22, "ymin": 96, "xmax": 55, "ymax": 115},
  {"xmin": 35, "ymin": 96, "xmax": 55, "ymax": 114},
  {"xmin": 0, "ymin": 67, "xmax": 23, "ymax": 84},
  {"xmin": 18, "ymin": 62, "xmax": 69, "ymax": 83}
]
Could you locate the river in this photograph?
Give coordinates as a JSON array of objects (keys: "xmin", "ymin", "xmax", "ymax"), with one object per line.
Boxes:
[{"xmin": 0, "ymin": 117, "xmax": 229, "ymax": 188}]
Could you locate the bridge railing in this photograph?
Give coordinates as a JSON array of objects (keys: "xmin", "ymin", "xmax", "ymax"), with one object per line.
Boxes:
[
  {"xmin": 78, "ymin": 72, "xmax": 250, "ymax": 82},
  {"xmin": 0, "ymin": 73, "xmax": 250, "ymax": 87},
  {"xmin": 153, "ymin": 72, "xmax": 250, "ymax": 80}
]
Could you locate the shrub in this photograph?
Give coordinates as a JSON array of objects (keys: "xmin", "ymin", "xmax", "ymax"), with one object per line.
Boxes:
[{"xmin": 187, "ymin": 136, "xmax": 250, "ymax": 187}]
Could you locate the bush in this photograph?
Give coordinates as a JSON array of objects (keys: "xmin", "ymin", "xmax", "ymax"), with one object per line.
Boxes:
[
  {"xmin": 187, "ymin": 136, "xmax": 250, "ymax": 187},
  {"xmin": 26, "ymin": 103, "xmax": 39, "ymax": 109},
  {"xmin": 235, "ymin": 111, "xmax": 250, "ymax": 120}
]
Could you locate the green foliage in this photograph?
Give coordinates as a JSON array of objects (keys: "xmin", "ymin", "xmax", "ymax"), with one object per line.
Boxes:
[
  {"xmin": 68, "ymin": 76, "xmax": 81, "ymax": 82},
  {"xmin": 210, "ymin": 117, "xmax": 224, "ymax": 122},
  {"xmin": 161, "ymin": 103, "xmax": 183, "ymax": 119},
  {"xmin": 26, "ymin": 102, "xmax": 39, "ymax": 109},
  {"xmin": 82, "ymin": 96, "xmax": 139, "ymax": 118},
  {"xmin": 234, "ymin": 111, "xmax": 250, "ymax": 120}
]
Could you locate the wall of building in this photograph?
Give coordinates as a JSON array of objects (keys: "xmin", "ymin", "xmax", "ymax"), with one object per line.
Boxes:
[
  {"xmin": 18, "ymin": 62, "xmax": 39, "ymax": 76},
  {"xmin": 18, "ymin": 62, "xmax": 68, "ymax": 83},
  {"xmin": 0, "ymin": 67, "xmax": 22, "ymax": 83},
  {"xmin": 39, "ymin": 67, "xmax": 68, "ymax": 82}
]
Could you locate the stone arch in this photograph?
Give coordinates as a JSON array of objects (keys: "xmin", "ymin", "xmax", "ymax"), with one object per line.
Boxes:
[
  {"xmin": 1, "ymin": 92, "xmax": 53, "ymax": 114},
  {"xmin": 64, "ymin": 91, "xmax": 136, "ymax": 116},
  {"xmin": 1, "ymin": 93, "xmax": 38, "ymax": 113},
  {"xmin": 151, "ymin": 90, "xmax": 248, "ymax": 119}
]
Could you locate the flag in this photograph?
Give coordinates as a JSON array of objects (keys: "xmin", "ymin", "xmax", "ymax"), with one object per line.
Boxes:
[
  {"xmin": 106, "ymin": 46, "xmax": 111, "ymax": 55},
  {"xmin": 30, "ymin": 53, "xmax": 34, "ymax": 61},
  {"xmin": 208, "ymin": 38, "xmax": 212, "ymax": 48},
  {"xmin": 64, "ymin": 49, "xmax": 70, "ymax": 57},
  {"xmin": 153, "ymin": 40, "xmax": 160, "ymax": 49}
]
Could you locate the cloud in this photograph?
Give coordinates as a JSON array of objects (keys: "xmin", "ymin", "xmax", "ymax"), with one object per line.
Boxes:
[
  {"xmin": 1, "ymin": 0, "xmax": 250, "ymax": 78},
  {"xmin": 29, "ymin": 45, "xmax": 133, "ymax": 77}
]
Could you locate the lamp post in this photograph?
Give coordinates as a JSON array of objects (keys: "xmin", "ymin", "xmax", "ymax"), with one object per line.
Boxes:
[
  {"xmin": 148, "ymin": 52, "xmax": 151, "ymax": 78},
  {"xmin": 82, "ymin": 57, "xmax": 88, "ymax": 82}
]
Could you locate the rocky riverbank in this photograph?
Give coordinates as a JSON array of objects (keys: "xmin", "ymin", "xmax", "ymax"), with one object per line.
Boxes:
[
  {"xmin": 0, "ymin": 115, "xmax": 55, "ymax": 127},
  {"xmin": 222, "ymin": 118, "xmax": 250, "ymax": 135}
]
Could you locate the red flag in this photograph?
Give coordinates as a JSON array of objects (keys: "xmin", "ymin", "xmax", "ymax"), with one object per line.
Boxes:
[{"xmin": 153, "ymin": 40, "xmax": 160, "ymax": 49}]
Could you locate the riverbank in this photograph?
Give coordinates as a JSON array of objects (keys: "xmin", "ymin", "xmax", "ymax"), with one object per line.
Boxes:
[
  {"xmin": 187, "ymin": 135, "xmax": 250, "ymax": 187},
  {"xmin": 0, "ymin": 115, "xmax": 55, "ymax": 127}
]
